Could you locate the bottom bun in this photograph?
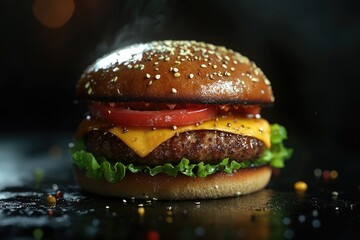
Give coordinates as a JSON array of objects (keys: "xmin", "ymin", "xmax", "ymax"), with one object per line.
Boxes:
[{"xmin": 73, "ymin": 166, "xmax": 272, "ymax": 200}]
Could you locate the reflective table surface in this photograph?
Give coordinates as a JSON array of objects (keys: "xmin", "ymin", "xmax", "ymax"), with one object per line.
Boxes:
[{"xmin": 0, "ymin": 134, "xmax": 359, "ymax": 240}]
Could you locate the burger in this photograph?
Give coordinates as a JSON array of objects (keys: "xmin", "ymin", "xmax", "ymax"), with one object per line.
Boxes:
[{"xmin": 70, "ymin": 40, "xmax": 292, "ymax": 200}]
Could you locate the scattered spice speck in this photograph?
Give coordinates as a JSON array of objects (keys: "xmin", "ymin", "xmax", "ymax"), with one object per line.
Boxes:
[
  {"xmin": 138, "ymin": 207, "xmax": 145, "ymax": 216},
  {"xmin": 46, "ymin": 195, "xmax": 56, "ymax": 205},
  {"xmin": 294, "ymin": 181, "xmax": 308, "ymax": 192}
]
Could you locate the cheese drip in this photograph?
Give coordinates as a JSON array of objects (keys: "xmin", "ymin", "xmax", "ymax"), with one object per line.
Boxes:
[{"xmin": 76, "ymin": 116, "xmax": 271, "ymax": 158}]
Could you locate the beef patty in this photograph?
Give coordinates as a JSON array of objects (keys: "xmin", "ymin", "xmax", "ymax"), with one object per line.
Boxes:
[{"xmin": 83, "ymin": 130, "xmax": 265, "ymax": 166}]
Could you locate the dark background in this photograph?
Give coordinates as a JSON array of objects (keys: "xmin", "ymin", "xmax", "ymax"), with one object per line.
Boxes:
[{"xmin": 1, "ymin": 0, "xmax": 360, "ymax": 188}]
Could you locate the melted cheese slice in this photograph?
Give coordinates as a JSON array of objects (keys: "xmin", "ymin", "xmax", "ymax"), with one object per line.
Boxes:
[{"xmin": 76, "ymin": 116, "xmax": 270, "ymax": 158}]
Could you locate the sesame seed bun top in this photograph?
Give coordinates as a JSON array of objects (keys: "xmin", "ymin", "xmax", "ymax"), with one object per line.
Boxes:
[{"xmin": 76, "ymin": 40, "xmax": 274, "ymax": 105}]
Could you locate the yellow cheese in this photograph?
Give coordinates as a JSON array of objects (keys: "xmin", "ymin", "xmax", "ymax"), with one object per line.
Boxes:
[{"xmin": 76, "ymin": 116, "xmax": 270, "ymax": 158}]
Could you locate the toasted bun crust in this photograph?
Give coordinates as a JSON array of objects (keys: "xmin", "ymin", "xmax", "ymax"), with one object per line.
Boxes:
[
  {"xmin": 76, "ymin": 40, "xmax": 274, "ymax": 105},
  {"xmin": 73, "ymin": 165, "xmax": 272, "ymax": 200}
]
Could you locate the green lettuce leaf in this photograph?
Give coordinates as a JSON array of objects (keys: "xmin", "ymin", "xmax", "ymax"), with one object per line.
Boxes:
[
  {"xmin": 259, "ymin": 124, "xmax": 293, "ymax": 168},
  {"xmin": 70, "ymin": 124, "xmax": 292, "ymax": 182}
]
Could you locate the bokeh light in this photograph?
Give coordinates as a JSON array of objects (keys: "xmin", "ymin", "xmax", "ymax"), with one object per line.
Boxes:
[{"xmin": 32, "ymin": 0, "xmax": 75, "ymax": 28}]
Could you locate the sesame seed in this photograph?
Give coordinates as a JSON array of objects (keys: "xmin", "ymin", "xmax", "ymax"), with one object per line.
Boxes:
[
  {"xmin": 171, "ymin": 88, "xmax": 177, "ymax": 94},
  {"xmin": 200, "ymin": 64, "xmax": 207, "ymax": 68},
  {"xmin": 175, "ymin": 60, "xmax": 181, "ymax": 65},
  {"xmin": 224, "ymin": 55, "xmax": 230, "ymax": 61},
  {"xmin": 174, "ymin": 72, "xmax": 181, "ymax": 78},
  {"xmin": 173, "ymin": 67, "xmax": 179, "ymax": 72},
  {"xmin": 239, "ymin": 56, "xmax": 250, "ymax": 64},
  {"xmin": 145, "ymin": 73, "xmax": 151, "ymax": 79},
  {"xmin": 148, "ymin": 80, "xmax": 153, "ymax": 86},
  {"xmin": 233, "ymin": 60, "xmax": 238, "ymax": 64},
  {"xmin": 85, "ymin": 82, "xmax": 90, "ymax": 89},
  {"xmin": 230, "ymin": 67, "xmax": 235, "ymax": 71},
  {"xmin": 264, "ymin": 79, "xmax": 271, "ymax": 85},
  {"xmin": 251, "ymin": 77, "xmax": 259, "ymax": 82},
  {"xmin": 209, "ymin": 74, "xmax": 214, "ymax": 80},
  {"xmin": 189, "ymin": 74, "xmax": 194, "ymax": 79},
  {"xmin": 224, "ymin": 71, "xmax": 231, "ymax": 76},
  {"xmin": 134, "ymin": 64, "xmax": 139, "ymax": 69},
  {"xmin": 227, "ymin": 123, "xmax": 232, "ymax": 127},
  {"xmin": 155, "ymin": 74, "xmax": 161, "ymax": 80},
  {"xmin": 172, "ymin": 125, "xmax": 177, "ymax": 130},
  {"xmin": 139, "ymin": 64, "xmax": 145, "ymax": 70},
  {"xmin": 212, "ymin": 65, "xmax": 217, "ymax": 69},
  {"xmin": 113, "ymin": 67, "xmax": 120, "ymax": 72},
  {"xmin": 222, "ymin": 64, "xmax": 227, "ymax": 69},
  {"xmin": 110, "ymin": 76, "xmax": 118, "ymax": 82},
  {"xmin": 154, "ymin": 67, "xmax": 159, "ymax": 71},
  {"xmin": 127, "ymin": 64, "xmax": 132, "ymax": 69},
  {"xmin": 154, "ymin": 62, "xmax": 159, "ymax": 66}
]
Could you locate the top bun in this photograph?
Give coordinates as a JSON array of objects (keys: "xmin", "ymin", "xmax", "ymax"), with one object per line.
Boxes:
[{"xmin": 76, "ymin": 40, "xmax": 274, "ymax": 105}]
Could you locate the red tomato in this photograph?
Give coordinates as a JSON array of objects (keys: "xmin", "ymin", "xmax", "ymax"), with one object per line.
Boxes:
[
  {"xmin": 232, "ymin": 105, "xmax": 261, "ymax": 115},
  {"xmin": 218, "ymin": 104, "xmax": 261, "ymax": 115},
  {"xmin": 89, "ymin": 103, "xmax": 218, "ymax": 127}
]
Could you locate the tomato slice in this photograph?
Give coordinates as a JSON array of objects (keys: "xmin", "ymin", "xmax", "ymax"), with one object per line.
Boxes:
[
  {"xmin": 89, "ymin": 103, "xmax": 218, "ymax": 127},
  {"xmin": 219, "ymin": 105, "xmax": 261, "ymax": 115}
]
